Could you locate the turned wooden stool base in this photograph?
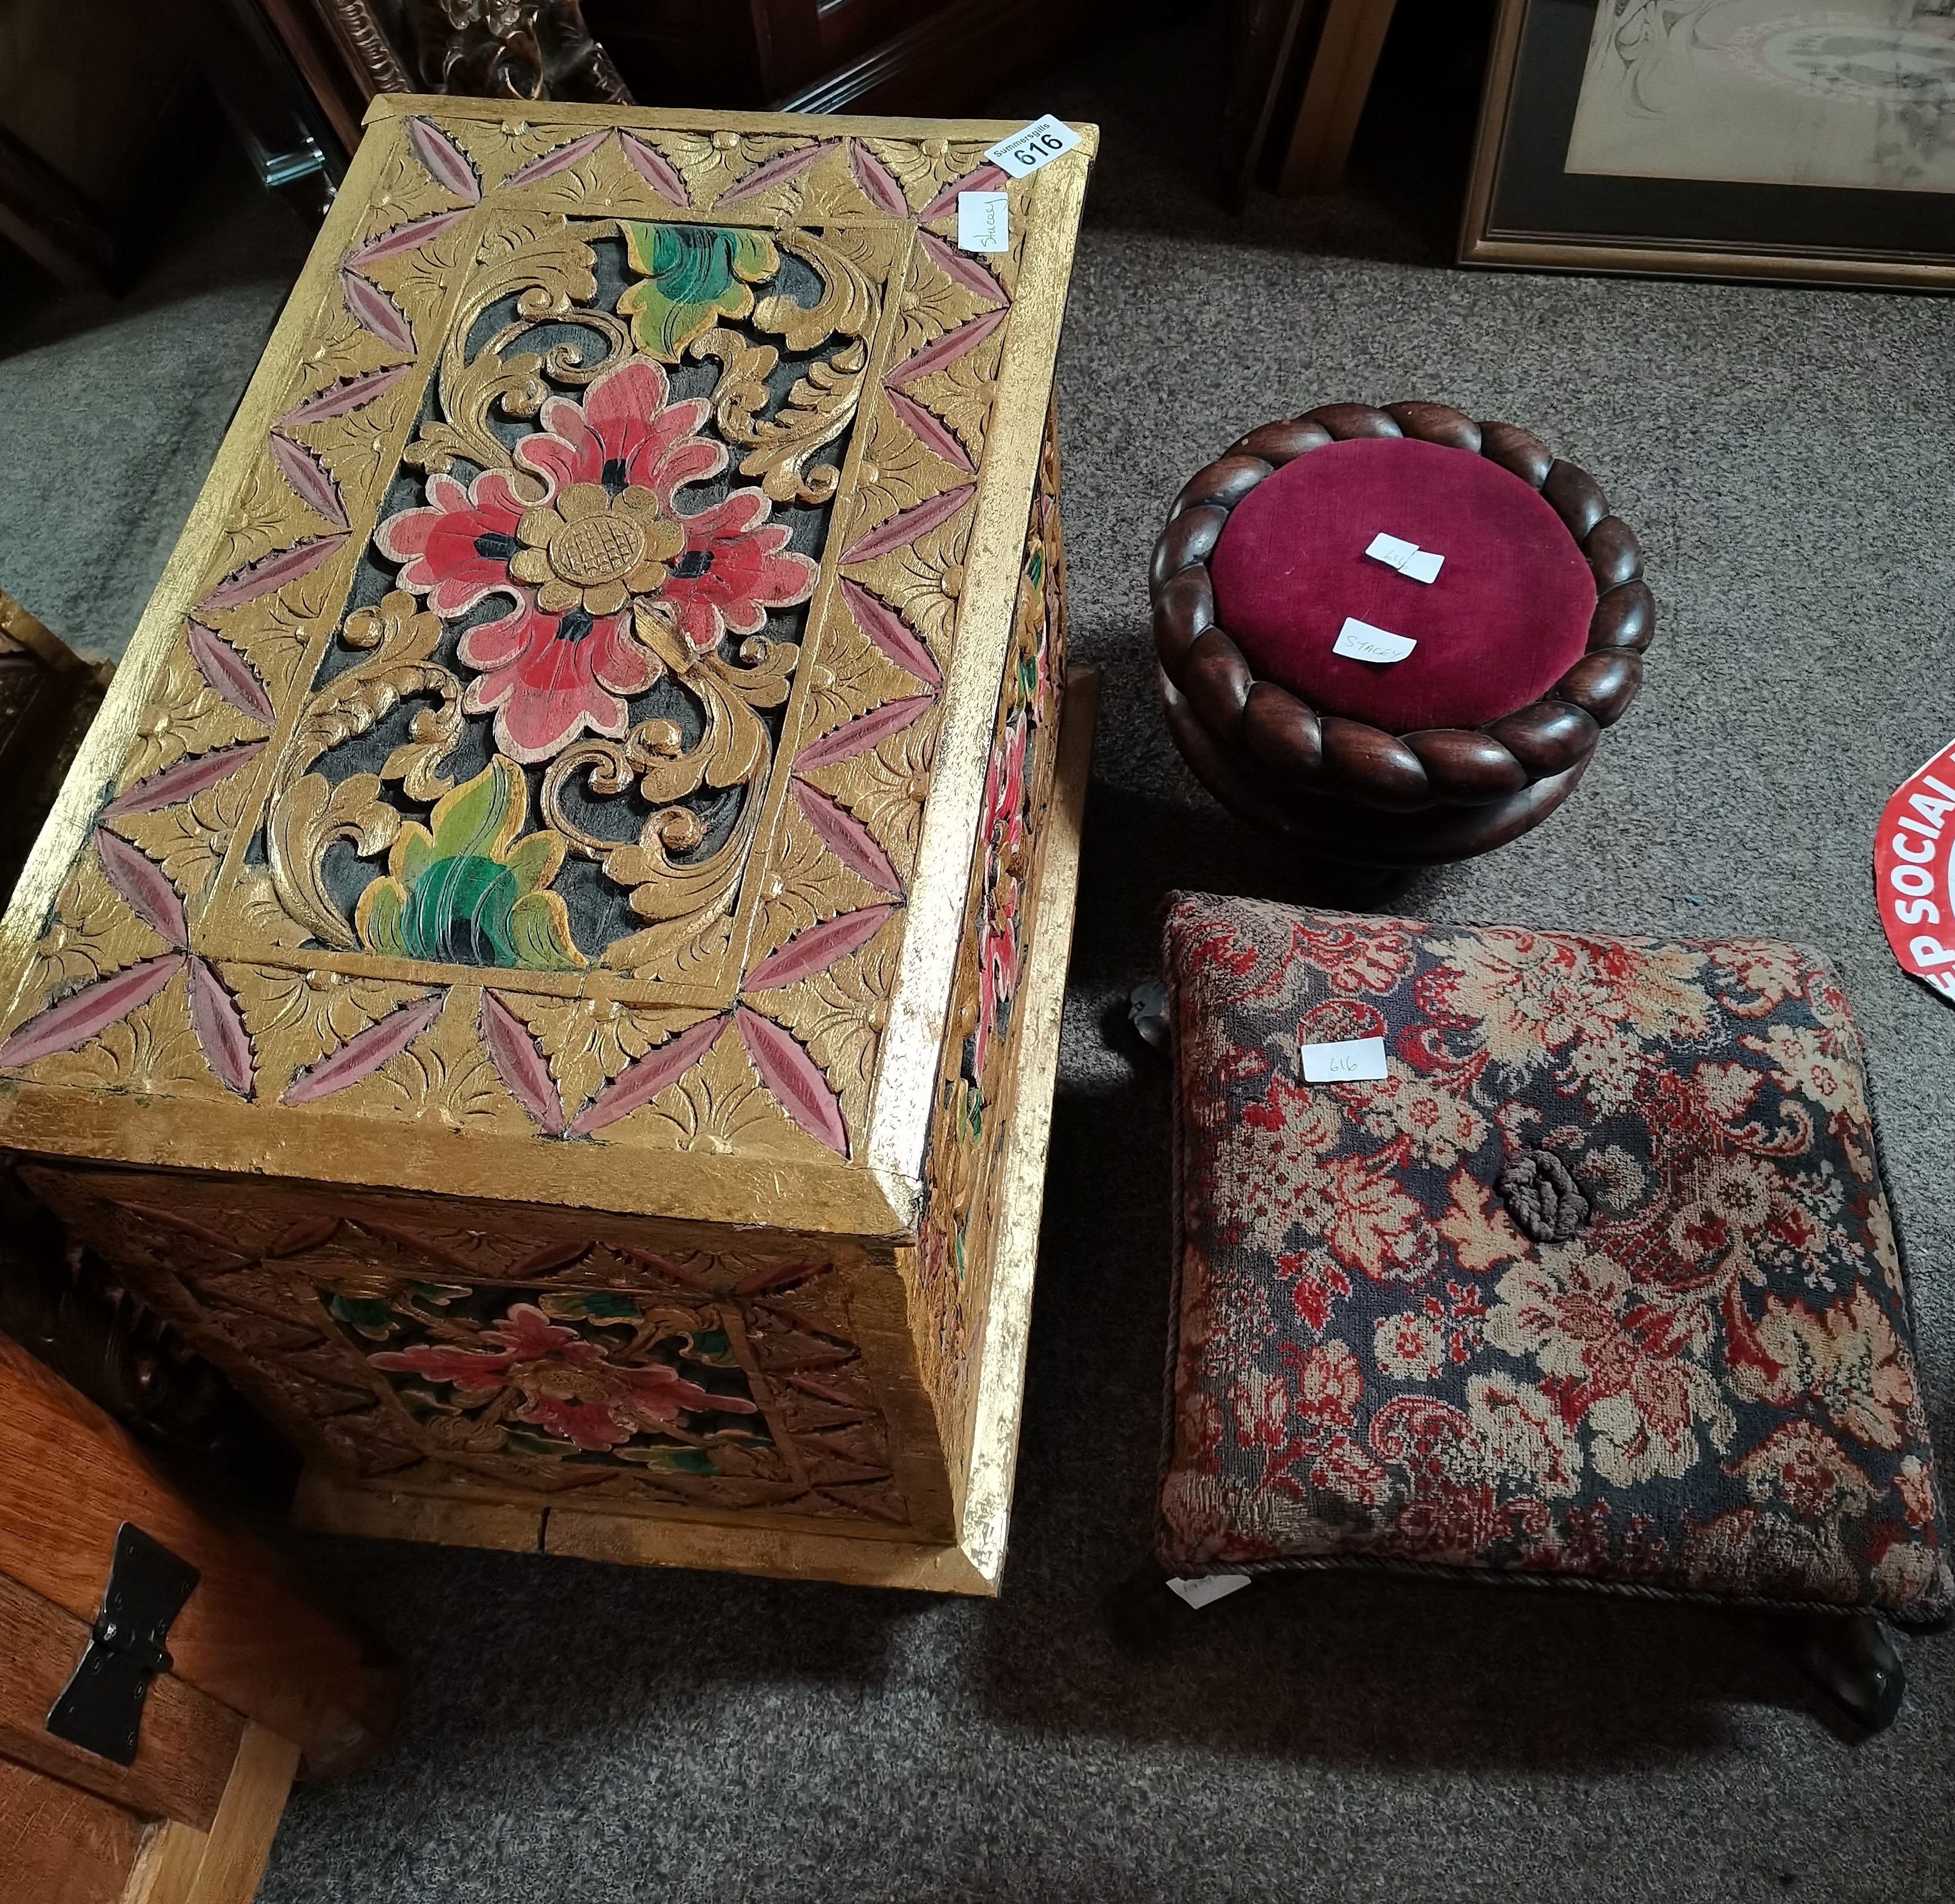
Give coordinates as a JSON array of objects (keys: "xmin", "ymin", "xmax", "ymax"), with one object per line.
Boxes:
[{"xmin": 1161, "ymin": 669, "xmax": 1590, "ymax": 882}]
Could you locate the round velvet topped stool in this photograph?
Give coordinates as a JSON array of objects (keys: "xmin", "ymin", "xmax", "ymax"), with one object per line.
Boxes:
[{"xmin": 1150, "ymin": 401, "xmax": 1653, "ymax": 888}]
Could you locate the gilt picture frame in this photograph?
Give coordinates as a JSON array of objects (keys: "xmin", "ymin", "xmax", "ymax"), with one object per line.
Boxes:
[{"xmin": 1462, "ymin": 0, "xmax": 1955, "ymax": 290}]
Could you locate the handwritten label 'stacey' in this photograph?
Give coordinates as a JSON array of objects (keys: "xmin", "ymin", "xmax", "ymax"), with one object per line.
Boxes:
[
  {"xmin": 956, "ymin": 191, "xmax": 1010, "ymax": 252},
  {"xmin": 1332, "ymin": 617, "xmax": 1416, "ymax": 665}
]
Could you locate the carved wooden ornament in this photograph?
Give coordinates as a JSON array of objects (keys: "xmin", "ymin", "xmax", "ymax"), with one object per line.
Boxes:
[{"xmin": 0, "ymin": 101, "xmax": 1096, "ymax": 1582}]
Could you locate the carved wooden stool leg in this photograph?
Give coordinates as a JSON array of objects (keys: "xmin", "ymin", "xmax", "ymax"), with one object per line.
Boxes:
[
  {"xmin": 1793, "ymin": 1612, "xmax": 1907, "ymax": 1738},
  {"xmin": 1127, "ymin": 981, "xmax": 1169, "ymax": 1054}
]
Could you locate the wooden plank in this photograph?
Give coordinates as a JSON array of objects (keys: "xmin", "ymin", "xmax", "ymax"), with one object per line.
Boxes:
[
  {"xmin": 1277, "ymin": 0, "xmax": 1400, "ymax": 193},
  {"xmin": 122, "ymin": 1822, "xmax": 208, "ymax": 1904},
  {"xmin": 178, "ymin": 1725, "xmax": 299, "ymax": 1904},
  {"xmin": 543, "ymin": 1503, "xmax": 993, "ymax": 1593},
  {"xmin": 121, "ymin": 1723, "xmax": 299, "ymax": 1904},
  {"xmin": 0, "ymin": 1336, "xmax": 395, "ymax": 1776},
  {"xmin": 949, "ymin": 665, "xmax": 1096, "ymax": 1590},
  {"xmin": 291, "ymin": 1473, "xmax": 543, "ymax": 1556},
  {"xmin": 0, "ymin": 1572, "xmax": 243, "ymax": 1831},
  {"xmin": 0, "ymin": 1754, "xmax": 145, "ymax": 1904}
]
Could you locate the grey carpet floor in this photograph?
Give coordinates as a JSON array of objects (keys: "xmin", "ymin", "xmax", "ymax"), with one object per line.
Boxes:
[
  {"xmin": 0, "ymin": 159, "xmax": 313, "ymax": 662},
  {"xmin": 5, "ymin": 18, "xmax": 1955, "ymax": 1903}
]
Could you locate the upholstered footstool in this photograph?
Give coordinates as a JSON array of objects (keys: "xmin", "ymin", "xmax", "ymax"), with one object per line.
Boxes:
[
  {"xmin": 1150, "ymin": 402, "xmax": 1652, "ymax": 885},
  {"xmin": 1134, "ymin": 891, "xmax": 1951, "ymax": 1731}
]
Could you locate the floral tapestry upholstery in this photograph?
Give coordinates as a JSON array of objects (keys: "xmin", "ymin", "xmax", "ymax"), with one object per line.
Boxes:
[{"xmin": 1159, "ymin": 894, "xmax": 1952, "ymax": 1618}]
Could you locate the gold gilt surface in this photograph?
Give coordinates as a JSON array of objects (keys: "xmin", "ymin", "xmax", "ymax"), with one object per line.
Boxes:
[
  {"xmin": 0, "ymin": 99, "xmax": 1095, "ymax": 1241},
  {"xmin": 21, "ymin": 1159, "xmax": 954, "ymax": 1542},
  {"xmin": 907, "ymin": 417, "xmax": 1069, "ymax": 1496}
]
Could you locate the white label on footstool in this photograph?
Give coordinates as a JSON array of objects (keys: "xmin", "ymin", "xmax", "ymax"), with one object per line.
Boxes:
[
  {"xmin": 1167, "ymin": 1575, "xmax": 1252, "ymax": 1609},
  {"xmin": 1332, "ymin": 617, "xmax": 1416, "ymax": 664},
  {"xmin": 1365, "ymin": 531, "xmax": 1420, "ymax": 569},
  {"xmin": 1364, "ymin": 534, "xmax": 1444, "ymax": 584},
  {"xmin": 1301, "ymin": 1035, "xmax": 1388, "ymax": 1082}
]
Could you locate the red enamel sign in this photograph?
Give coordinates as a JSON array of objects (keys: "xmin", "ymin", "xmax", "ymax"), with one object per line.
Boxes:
[{"xmin": 1874, "ymin": 738, "xmax": 1955, "ymax": 1005}]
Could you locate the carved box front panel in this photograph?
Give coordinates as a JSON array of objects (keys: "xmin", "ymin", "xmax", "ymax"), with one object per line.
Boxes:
[
  {"xmin": 24, "ymin": 1163, "xmax": 937, "ymax": 1534},
  {"xmin": 0, "ymin": 105, "xmax": 1092, "ymax": 1219}
]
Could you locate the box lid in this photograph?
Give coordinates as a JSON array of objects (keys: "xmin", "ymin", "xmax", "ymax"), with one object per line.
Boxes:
[{"xmin": 0, "ymin": 98, "xmax": 1095, "ymax": 1241}]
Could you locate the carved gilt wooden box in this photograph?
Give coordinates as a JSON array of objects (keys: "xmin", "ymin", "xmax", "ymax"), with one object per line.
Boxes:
[{"xmin": 0, "ymin": 99, "xmax": 1098, "ymax": 1594}]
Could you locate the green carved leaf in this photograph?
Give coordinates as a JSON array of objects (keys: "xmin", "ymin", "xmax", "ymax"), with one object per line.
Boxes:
[
  {"xmin": 508, "ymin": 891, "xmax": 583, "ymax": 972},
  {"xmin": 543, "ymin": 1290, "xmax": 645, "ymax": 1322},
  {"xmin": 405, "ymin": 853, "xmax": 519, "ymax": 965},
  {"xmin": 427, "ymin": 758, "xmax": 518, "ymax": 862},
  {"xmin": 503, "ymin": 829, "xmax": 560, "ymax": 898},
  {"xmin": 614, "ymin": 1444, "xmax": 717, "ymax": 1474},
  {"xmin": 503, "ymin": 1429, "xmax": 574, "ymax": 1460},
  {"xmin": 353, "ymin": 756, "xmax": 586, "ymax": 971},
  {"xmin": 396, "ymin": 824, "xmax": 437, "ymax": 889},
  {"xmin": 359, "ymin": 877, "xmax": 408, "ymax": 959},
  {"xmin": 619, "ymin": 223, "xmax": 780, "ymax": 362},
  {"xmin": 327, "ymin": 1294, "xmax": 396, "ymax": 1341}
]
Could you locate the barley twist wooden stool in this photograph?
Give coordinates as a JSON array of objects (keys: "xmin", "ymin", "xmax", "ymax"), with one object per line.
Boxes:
[{"xmin": 1151, "ymin": 401, "xmax": 1653, "ymax": 884}]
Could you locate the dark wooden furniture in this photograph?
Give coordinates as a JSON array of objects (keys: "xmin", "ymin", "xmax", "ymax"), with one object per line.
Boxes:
[
  {"xmin": 588, "ymin": 0, "xmax": 1109, "ymax": 113},
  {"xmin": 0, "ymin": 0, "xmax": 200, "ymax": 292},
  {"xmin": 1150, "ymin": 400, "xmax": 1652, "ymax": 884},
  {"xmin": 0, "ymin": 594, "xmax": 112, "ymax": 905},
  {"xmin": 0, "ymin": 1336, "xmax": 396, "ymax": 1903},
  {"xmin": 255, "ymin": 0, "xmax": 1113, "ymax": 147},
  {"xmin": 253, "ymin": 0, "xmax": 631, "ymax": 160},
  {"xmin": 1221, "ymin": 0, "xmax": 1401, "ymax": 205}
]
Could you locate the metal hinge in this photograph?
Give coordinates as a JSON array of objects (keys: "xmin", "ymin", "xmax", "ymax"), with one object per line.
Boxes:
[{"xmin": 45, "ymin": 1523, "xmax": 199, "ymax": 1765}]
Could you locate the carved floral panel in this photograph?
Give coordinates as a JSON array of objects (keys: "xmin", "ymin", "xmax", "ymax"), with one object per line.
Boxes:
[
  {"xmin": 913, "ymin": 419, "xmax": 1068, "ymax": 1458},
  {"xmin": 23, "ymin": 1163, "xmax": 914, "ymax": 1528},
  {"xmin": 0, "ymin": 109, "xmax": 1072, "ymax": 1172}
]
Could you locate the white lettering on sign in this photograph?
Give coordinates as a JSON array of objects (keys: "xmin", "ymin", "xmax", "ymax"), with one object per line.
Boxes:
[
  {"xmin": 1299, "ymin": 1034, "xmax": 1388, "ymax": 1082},
  {"xmin": 1332, "ymin": 617, "xmax": 1416, "ymax": 664},
  {"xmin": 955, "ymin": 191, "xmax": 1010, "ymax": 253},
  {"xmin": 1166, "ymin": 1575, "xmax": 1252, "ymax": 1610},
  {"xmin": 985, "ymin": 114, "xmax": 1082, "ymax": 179},
  {"xmin": 1874, "ymin": 745, "xmax": 1955, "ymax": 1003}
]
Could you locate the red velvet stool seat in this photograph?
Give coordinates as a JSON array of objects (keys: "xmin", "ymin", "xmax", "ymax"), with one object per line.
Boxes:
[{"xmin": 1151, "ymin": 402, "xmax": 1653, "ymax": 878}]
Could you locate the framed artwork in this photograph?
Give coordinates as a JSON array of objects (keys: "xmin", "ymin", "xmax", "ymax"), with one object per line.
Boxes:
[{"xmin": 1462, "ymin": 0, "xmax": 1955, "ymax": 288}]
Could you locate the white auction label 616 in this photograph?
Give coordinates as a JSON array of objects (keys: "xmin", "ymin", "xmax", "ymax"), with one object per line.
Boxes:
[
  {"xmin": 985, "ymin": 114, "xmax": 1082, "ymax": 179},
  {"xmin": 1873, "ymin": 737, "xmax": 1955, "ymax": 1005}
]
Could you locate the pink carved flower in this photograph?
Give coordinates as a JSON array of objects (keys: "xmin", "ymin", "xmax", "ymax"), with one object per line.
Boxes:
[
  {"xmin": 655, "ymin": 488, "xmax": 815, "ymax": 652},
  {"xmin": 370, "ymin": 1301, "xmax": 755, "ymax": 1454},
  {"xmin": 373, "ymin": 356, "xmax": 817, "ymax": 763},
  {"xmin": 454, "ymin": 601, "xmax": 662, "ymax": 765}
]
